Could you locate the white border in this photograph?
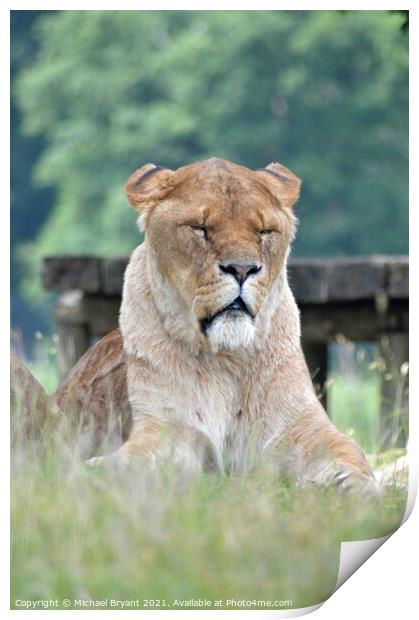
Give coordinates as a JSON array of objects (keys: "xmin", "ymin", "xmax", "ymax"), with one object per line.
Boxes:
[{"xmin": 3, "ymin": 4, "xmax": 416, "ymax": 619}]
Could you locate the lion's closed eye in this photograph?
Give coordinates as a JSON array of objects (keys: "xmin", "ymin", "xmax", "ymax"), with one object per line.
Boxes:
[{"xmin": 190, "ymin": 226, "xmax": 208, "ymax": 241}]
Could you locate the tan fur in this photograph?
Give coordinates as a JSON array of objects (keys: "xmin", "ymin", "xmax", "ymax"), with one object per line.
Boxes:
[
  {"xmin": 11, "ymin": 354, "xmax": 63, "ymax": 442},
  {"xmin": 54, "ymin": 328, "xmax": 132, "ymax": 456},
  {"xmin": 99, "ymin": 158, "xmax": 376, "ymax": 491}
]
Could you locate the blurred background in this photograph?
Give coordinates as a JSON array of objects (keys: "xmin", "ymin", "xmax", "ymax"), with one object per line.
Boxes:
[{"xmin": 10, "ymin": 10, "xmax": 408, "ymax": 453}]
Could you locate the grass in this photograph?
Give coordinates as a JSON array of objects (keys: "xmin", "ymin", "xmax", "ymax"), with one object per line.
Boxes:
[
  {"xmin": 329, "ymin": 375, "xmax": 380, "ymax": 454},
  {"xmin": 10, "ymin": 338, "xmax": 408, "ymax": 610},
  {"xmin": 27, "ymin": 333, "xmax": 60, "ymax": 395},
  {"xmin": 11, "ymin": 435, "xmax": 407, "ymax": 610}
]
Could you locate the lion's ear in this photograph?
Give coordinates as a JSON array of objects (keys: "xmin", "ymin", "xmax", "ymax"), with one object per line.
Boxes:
[
  {"xmin": 125, "ymin": 164, "xmax": 175, "ymax": 209},
  {"xmin": 256, "ymin": 162, "xmax": 301, "ymax": 209}
]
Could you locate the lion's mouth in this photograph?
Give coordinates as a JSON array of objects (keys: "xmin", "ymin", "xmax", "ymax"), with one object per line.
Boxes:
[{"xmin": 200, "ymin": 297, "xmax": 253, "ymax": 333}]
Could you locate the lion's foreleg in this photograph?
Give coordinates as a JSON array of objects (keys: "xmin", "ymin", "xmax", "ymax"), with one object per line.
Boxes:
[
  {"xmin": 264, "ymin": 408, "xmax": 380, "ymax": 493},
  {"xmin": 88, "ymin": 415, "xmax": 220, "ymax": 474}
]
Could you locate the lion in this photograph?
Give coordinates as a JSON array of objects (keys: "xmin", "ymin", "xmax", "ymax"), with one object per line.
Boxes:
[
  {"xmin": 71, "ymin": 157, "xmax": 375, "ymax": 493},
  {"xmin": 51, "ymin": 157, "xmax": 377, "ymax": 491}
]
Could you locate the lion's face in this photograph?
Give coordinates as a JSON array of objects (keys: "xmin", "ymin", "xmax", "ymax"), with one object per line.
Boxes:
[{"xmin": 125, "ymin": 158, "xmax": 300, "ymax": 351}]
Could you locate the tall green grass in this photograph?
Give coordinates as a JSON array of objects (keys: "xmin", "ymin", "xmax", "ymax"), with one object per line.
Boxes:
[
  {"xmin": 329, "ymin": 375, "xmax": 380, "ymax": 454},
  {"xmin": 11, "ymin": 338, "xmax": 408, "ymax": 609},
  {"xmin": 26, "ymin": 332, "xmax": 60, "ymax": 395},
  {"xmin": 11, "ymin": 433, "xmax": 406, "ymax": 610}
]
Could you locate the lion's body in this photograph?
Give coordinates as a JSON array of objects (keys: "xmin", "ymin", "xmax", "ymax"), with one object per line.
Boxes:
[
  {"xmin": 54, "ymin": 328, "xmax": 131, "ymax": 455},
  {"xmin": 115, "ymin": 158, "xmax": 376, "ymax": 490}
]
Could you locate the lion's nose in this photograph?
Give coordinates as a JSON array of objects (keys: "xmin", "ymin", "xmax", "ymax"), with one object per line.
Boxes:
[{"xmin": 219, "ymin": 262, "xmax": 261, "ymax": 284}]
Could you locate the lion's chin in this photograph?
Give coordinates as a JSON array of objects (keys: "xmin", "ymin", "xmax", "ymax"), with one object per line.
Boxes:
[{"xmin": 207, "ymin": 313, "xmax": 255, "ymax": 351}]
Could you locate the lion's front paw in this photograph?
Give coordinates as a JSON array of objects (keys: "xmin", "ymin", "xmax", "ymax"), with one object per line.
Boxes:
[
  {"xmin": 85, "ymin": 453, "xmax": 140, "ymax": 471},
  {"xmin": 86, "ymin": 455, "xmax": 106, "ymax": 467},
  {"xmin": 306, "ymin": 463, "xmax": 383, "ymax": 496},
  {"xmin": 330, "ymin": 468, "xmax": 382, "ymax": 495}
]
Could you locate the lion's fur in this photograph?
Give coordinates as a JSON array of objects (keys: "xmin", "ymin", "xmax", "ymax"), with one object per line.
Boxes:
[
  {"xmin": 11, "ymin": 354, "xmax": 63, "ymax": 442},
  {"xmin": 54, "ymin": 328, "xmax": 132, "ymax": 455},
  {"xmin": 116, "ymin": 158, "xmax": 377, "ymax": 490}
]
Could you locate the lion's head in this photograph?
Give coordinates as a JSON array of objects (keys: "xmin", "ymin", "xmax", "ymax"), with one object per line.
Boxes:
[{"xmin": 125, "ymin": 158, "xmax": 300, "ymax": 352}]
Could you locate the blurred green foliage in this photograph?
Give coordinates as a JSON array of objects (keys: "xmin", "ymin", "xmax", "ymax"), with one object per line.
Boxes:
[
  {"xmin": 11, "ymin": 11, "xmax": 55, "ymax": 339},
  {"xmin": 13, "ymin": 10, "xmax": 408, "ymax": 308}
]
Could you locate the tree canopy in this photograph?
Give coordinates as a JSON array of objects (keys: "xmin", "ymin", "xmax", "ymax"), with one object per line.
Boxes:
[{"xmin": 14, "ymin": 10, "xmax": 408, "ymax": 308}]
